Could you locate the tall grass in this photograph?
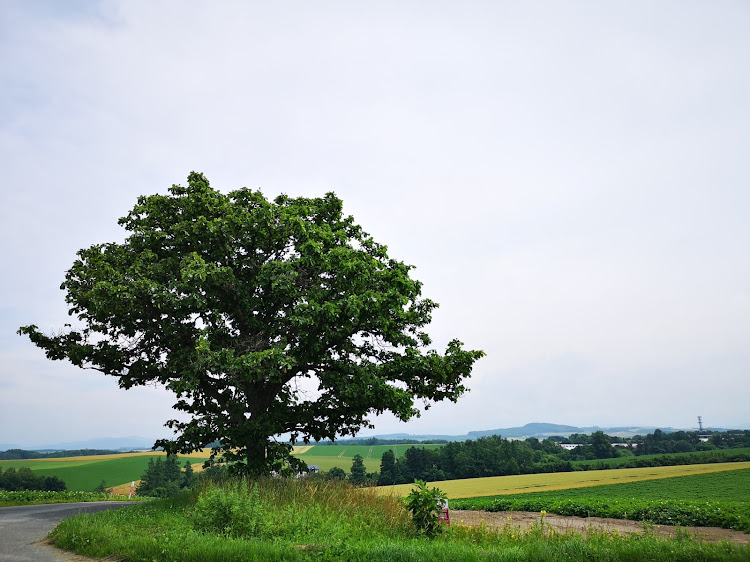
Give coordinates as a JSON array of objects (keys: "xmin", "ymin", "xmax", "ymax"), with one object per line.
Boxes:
[
  {"xmin": 191, "ymin": 476, "xmax": 411, "ymax": 541},
  {"xmin": 49, "ymin": 478, "xmax": 750, "ymax": 561}
]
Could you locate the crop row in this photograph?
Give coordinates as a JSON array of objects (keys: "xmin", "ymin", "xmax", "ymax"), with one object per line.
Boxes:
[
  {"xmin": 452, "ymin": 495, "xmax": 750, "ymax": 532},
  {"xmin": 0, "ymin": 490, "xmax": 138, "ymax": 505}
]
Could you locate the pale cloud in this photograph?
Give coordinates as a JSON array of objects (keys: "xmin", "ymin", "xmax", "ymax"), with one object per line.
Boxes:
[{"xmin": 2, "ymin": 1, "xmax": 749, "ymax": 446}]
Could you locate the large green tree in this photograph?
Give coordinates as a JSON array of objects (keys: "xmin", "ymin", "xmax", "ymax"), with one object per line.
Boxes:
[{"xmin": 19, "ymin": 173, "xmax": 484, "ymax": 475}]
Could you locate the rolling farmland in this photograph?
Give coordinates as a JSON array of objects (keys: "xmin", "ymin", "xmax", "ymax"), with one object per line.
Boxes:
[
  {"xmin": 0, "ymin": 451, "xmax": 212, "ymax": 492},
  {"xmin": 291, "ymin": 443, "xmax": 444, "ymax": 473},
  {"xmin": 377, "ymin": 461, "xmax": 750, "ymax": 499},
  {"xmin": 460, "ymin": 467, "xmax": 750, "ymax": 504},
  {"xmin": 449, "ymin": 467, "xmax": 750, "ymax": 533}
]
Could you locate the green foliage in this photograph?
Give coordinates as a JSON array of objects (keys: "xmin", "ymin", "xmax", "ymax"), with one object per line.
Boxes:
[
  {"xmin": 136, "ymin": 456, "xmax": 194, "ymax": 497},
  {"xmin": 0, "ymin": 490, "xmax": 140, "ymax": 506},
  {"xmin": 378, "ymin": 449, "xmax": 397, "ymax": 485},
  {"xmin": 0, "ymin": 466, "xmax": 66, "ymax": 491},
  {"xmin": 193, "ymin": 481, "xmax": 268, "ymax": 537},
  {"xmin": 0, "ymin": 453, "xmax": 209, "ymax": 492},
  {"xmin": 192, "ymin": 477, "xmax": 410, "ymax": 542},
  {"xmin": 19, "ymin": 172, "xmax": 484, "ymax": 476},
  {"xmin": 574, "ymin": 448, "xmax": 750, "ymax": 470},
  {"xmin": 327, "ymin": 466, "xmax": 346, "ymax": 480},
  {"xmin": 368, "ymin": 436, "xmax": 750, "ymax": 485},
  {"xmin": 589, "ymin": 430, "xmax": 613, "ymax": 459},
  {"xmin": 405, "ymin": 480, "xmax": 446, "ymax": 538},
  {"xmin": 349, "ymin": 454, "xmax": 367, "ymax": 485},
  {"xmin": 48, "ymin": 479, "xmax": 750, "ymax": 561}
]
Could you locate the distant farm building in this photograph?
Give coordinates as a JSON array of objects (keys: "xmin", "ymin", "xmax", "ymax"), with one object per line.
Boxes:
[{"xmin": 558, "ymin": 443, "xmax": 585, "ymax": 450}]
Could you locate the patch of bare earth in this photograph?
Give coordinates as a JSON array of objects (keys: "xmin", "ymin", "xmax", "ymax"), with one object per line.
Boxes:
[{"xmin": 451, "ymin": 510, "xmax": 750, "ymax": 546}]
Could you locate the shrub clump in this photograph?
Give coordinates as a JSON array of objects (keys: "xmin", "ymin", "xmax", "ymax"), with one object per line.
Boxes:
[
  {"xmin": 405, "ymin": 480, "xmax": 447, "ymax": 538},
  {"xmin": 193, "ymin": 481, "xmax": 268, "ymax": 538}
]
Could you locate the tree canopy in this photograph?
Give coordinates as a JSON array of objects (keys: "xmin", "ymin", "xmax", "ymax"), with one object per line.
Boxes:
[{"xmin": 19, "ymin": 172, "xmax": 484, "ymax": 475}]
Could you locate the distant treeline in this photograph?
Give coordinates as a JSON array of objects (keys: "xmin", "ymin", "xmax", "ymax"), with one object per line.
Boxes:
[
  {"xmin": 0, "ymin": 467, "xmax": 66, "ymax": 491},
  {"xmin": 378, "ymin": 435, "xmax": 571, "ymax": 485},
  {"xmin": 561, "ymin": 429, "xmax": 750, "ymax": 455},
  {"xmin": 314, "ymin": 437, "xmax": 449, "ymax": 446},
  {"xmin": 376, "ymin": 430, "xmax": 750, "ymax": 485},
  {"xmin": 632, "ymin": 429, "xmax": 750, "ymax": 455},
  {"xmin": 0, "ymin": 448, "xmax": 124, "ymax": 460}
]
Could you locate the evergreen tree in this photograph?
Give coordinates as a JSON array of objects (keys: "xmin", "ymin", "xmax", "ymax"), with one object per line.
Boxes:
[
  {"xmin": 378, "ymin": 449, "xmax": 397, "ymax": 485},
  {"xmin": 349, "ymin": 454, "xmax": 367, "ymax": 485},
  {"xmin": 327, "ymin": 467, "xmax": 346, "ymax": 480},
  {"xmin": 136, "ymin": 456, "xmax": 192, "ymax": 497}
]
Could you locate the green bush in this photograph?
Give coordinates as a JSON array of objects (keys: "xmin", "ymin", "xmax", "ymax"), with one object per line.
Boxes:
[
  {"xmin": 193, "ymin": 480, "xmax": 268, "ymax": 538},
  {"xmin": 405, "ymin": 480, "xmax": 446, "ymax": 538}
]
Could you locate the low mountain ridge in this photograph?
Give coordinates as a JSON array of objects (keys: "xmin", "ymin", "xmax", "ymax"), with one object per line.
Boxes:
[{"xmin": 359, "ymin": 422, "xmax": 738, "ymax": 442}]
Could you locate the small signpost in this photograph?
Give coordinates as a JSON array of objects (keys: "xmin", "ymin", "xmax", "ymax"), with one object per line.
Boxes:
[
  {"xmin": 128, "ymin": 481, "xmax": 135, "ymax": 499},
  {"xmin": 438, "ymin": 498, "xmax": 450, "ymax": 526}
]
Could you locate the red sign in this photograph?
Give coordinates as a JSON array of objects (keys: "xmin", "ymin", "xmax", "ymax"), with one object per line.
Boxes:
[{"xmin": 438, "ymin": 498, "xmax": 450, "ymax": 526}]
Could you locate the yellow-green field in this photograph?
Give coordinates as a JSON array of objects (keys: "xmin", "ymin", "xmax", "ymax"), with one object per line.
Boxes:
[
  {"xmin": 0, "ymin": 450, "xmax": 214, "ymax": 492},
  {"xmin": 0, "ymin": 449, "xmax": 214, "ymax": 466},
  {"xmin": 290, "ymin": 444, "xmax": 442, "ymax": 473},
  {"xmin": 377, "ymin": 461, "xmax": 750, "ymax": 499}
]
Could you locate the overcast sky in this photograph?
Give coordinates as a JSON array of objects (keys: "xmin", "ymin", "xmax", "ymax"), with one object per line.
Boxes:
[{"xmin": 2, "ymin": 1, "xmax": 748, "ymax": 448}]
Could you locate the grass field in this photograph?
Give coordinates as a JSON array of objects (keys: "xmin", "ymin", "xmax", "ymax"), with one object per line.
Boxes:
[
  {"xmin": 47, "ymin": 478, "xmax": 750, "ymax": 561},
  {"xmin": 1, "ymin": 444, "xmax": 411, "ymax": 490},
  {"xmin": 450, "ymin": 468, "xmax": 750, "ymax": 532},
  {"xmin": 291, "ymin": 443, "xmax": 443, "ymax": 473},
  {"xmin": 377, "ymin": 461, "xmax": 750, "ymax": 499},
  {"xmin": 0, "ymin": 451, "xmax": 212, "ymax": 492},
  {"xmin": 452, "ymin": 468, "xmax": 750, "ymax": 505}
]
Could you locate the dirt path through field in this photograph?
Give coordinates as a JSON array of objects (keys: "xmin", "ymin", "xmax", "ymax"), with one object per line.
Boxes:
[{"xmin": 452, "ymin": 510, "xmax": 750, "ymax": 545}]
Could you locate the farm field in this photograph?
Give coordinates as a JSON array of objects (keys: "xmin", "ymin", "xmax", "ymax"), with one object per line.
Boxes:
[
  {"xmin": 457, "ymin": 467, "xmax": 750, "ymax": 504},
  {"xmin": 450, "ymin": 468, "xmax": 750, "ymax": 533},
  {"xmin": 291, "ymin": 443, "xmax": 443, "ymax": 473},
  {"xmin": 377, "ymin": 461, "xmax": 750, "ymax": 499},
  {"xmin": 48, "ymin": 477, "xmax": 750, "ymax": 561},
  {"xmin": 0, "ymin": 451, "xmax": 212, "ymax": 492},
  {"xmin": 572, "ymin": 446, "xmax": 750, "ymax": 469}
]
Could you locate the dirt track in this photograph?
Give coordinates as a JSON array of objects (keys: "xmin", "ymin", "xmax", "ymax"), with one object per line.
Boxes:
[{"xmin": 452, "ymin": 510, "xmax": 750, "ymax": 545}]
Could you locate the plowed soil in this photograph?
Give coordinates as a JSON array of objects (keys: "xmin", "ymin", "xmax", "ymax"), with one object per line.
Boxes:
[{"xmin": 452, "ymin": 510, "xmax": 750, "ymax": 546}]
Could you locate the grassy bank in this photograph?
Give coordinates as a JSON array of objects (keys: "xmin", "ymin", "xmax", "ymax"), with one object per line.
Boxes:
[
  {"xmin": 0, "ymin": 490, "xmax": 142, "ymax": 507},
  {"xmin": 49, "ymin": 478, "xmax": 750, "ymax": 561}
]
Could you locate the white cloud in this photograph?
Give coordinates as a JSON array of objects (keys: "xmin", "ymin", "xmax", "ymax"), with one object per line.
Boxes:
[{"xmin": 2, "ymin": 1, "xmax": 749, "ymax": 446}]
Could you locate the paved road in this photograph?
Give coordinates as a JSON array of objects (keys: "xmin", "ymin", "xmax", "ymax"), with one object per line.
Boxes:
[{"xmin": 0, "ymin": 502, "xmax": 135, "ymax": 561}]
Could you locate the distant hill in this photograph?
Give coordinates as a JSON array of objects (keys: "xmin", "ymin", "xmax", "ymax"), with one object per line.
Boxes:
[
  {"xmin": 358, "ymin": 422, "xmax": 739, "ymax": 442},
  {"xmin": 0, "ymin": 436, "xmax": 157, "ymax": 453},
  {"xmin": 5, "ymin": 422, "xmax": 744, "ymax": 453}
]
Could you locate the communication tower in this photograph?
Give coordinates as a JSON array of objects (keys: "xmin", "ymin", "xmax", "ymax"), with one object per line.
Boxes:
[{"xmin": 697, "ymin": 416, "xmax": 704, "ymax": 432}]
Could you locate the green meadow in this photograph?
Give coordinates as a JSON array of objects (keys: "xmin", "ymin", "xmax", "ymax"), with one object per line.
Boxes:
[
  {"xmin": 48, "ymin": 475, "xmax": 750, "ymax": 561},
  {"xmin": 0, "ymin": 454, "xmax": 210, "ymax": 492},
  {"xmin": 0, "ymin": 443, "xmax": 446, "ymax": 490},
  {"xmin": 292, "ymin": 443, "xmax": 444, "ymax": 473}
]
